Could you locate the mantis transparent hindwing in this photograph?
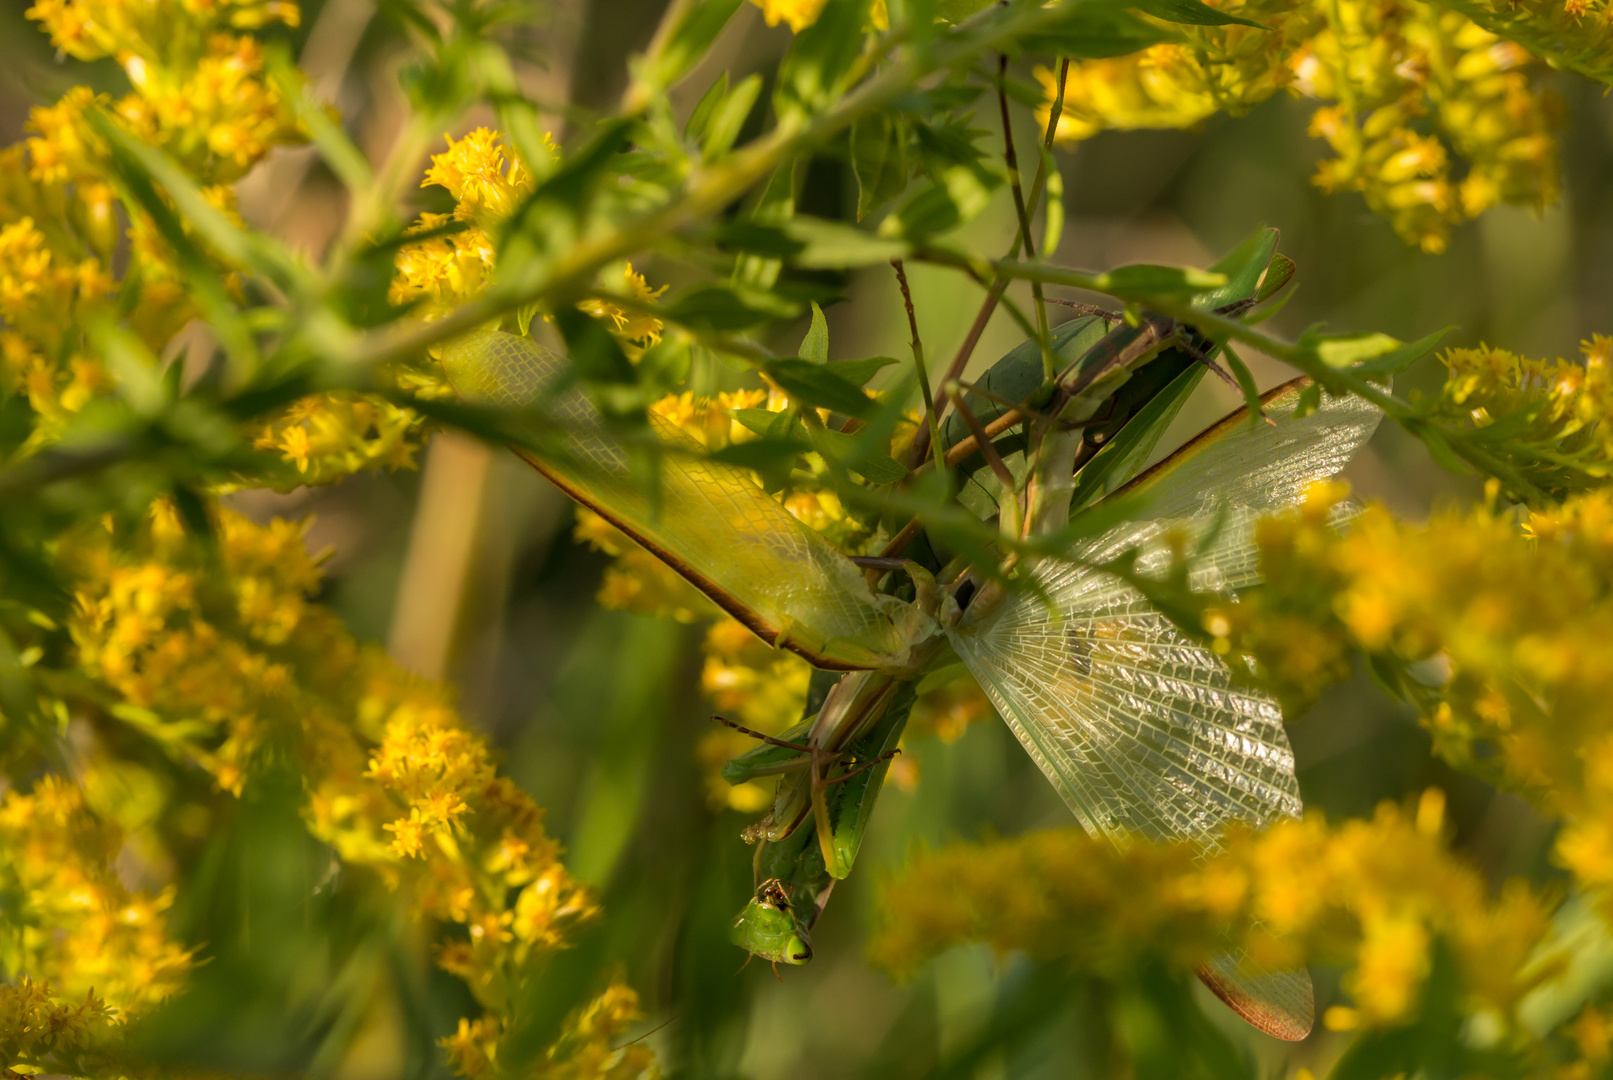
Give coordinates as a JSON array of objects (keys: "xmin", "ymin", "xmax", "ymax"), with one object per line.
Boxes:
[{"xmin": 439, "ymin": 234, "xmax": 1383, "ymax": 1041}]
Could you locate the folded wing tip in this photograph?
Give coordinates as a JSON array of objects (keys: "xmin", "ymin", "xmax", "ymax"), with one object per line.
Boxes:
[{"xmin": 1196, "ymin": 962, "xmax": 1315, "ymax": 1042}]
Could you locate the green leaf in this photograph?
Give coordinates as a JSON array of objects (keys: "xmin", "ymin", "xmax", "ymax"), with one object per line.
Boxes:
[
  {"xmin": 1294, "ymin": 380, "xmax": 1323, "ymax": 418},
  {"xmin": 734, "ymin": 163, "xmax": 797, "ymax": 289},
  {"xmin": 731, "ymin": 408, "xmax": 796, "ymax": 439},
  {"xmin": 701, "ymin": 73, "xmax": 762, "ymax": 161},
  {"xmin": 800, "ymin": 302, "xmax": 830, "ymax": 363},
  {"xmin": 1132, "ymin": 0, "xmax": 1268, "ymax": 27},
  {"xmin": 878, "ymin": 163, "xmax": 1001, "ymax": 242},
  {"xmin": 554, "ymin": 308, "xmax": 636, "ymax": 385},
  {"xmin": 776, "ymin": 0, "xmax": 872, "ymax": 121},
  {"xmin": 1092, "ymin": 263, "xmax": 1228, "ymax": 297},
  {"xmin": 1337, "ymin": 327, "xmax": 1451, "ymax": 376},
  {"xmin": 665, "ymin": 284, "xmax": 802, "ymax": 331},
  {"xmin": 1220, "ymin": 342, "xmax": 1265, "ymax": 424},
  {"xmin": 685, "ymin": 71, "xmax": 729, "ymax": 145},
  {"xmin": 637, "ymin": 0, "xmax": 745, "ymax": 95},
  {"xmin": 713, "ymin": 216, "xmax": 910, "ymax": 268},
  {"xmin": 1196, "ymin": 226, "xmax": 1279, "ymax": 310},
  {"xmin": 266, "ymin": 49, "xmax": 373, "ymax": 194},
  {"xmin": 1316, "ymin": 331, "xmax": 1404, "ymax": 368},
  {"xmin": 814, "ymin": 427, "xmax": 909, "ymax": 483},
  {"xmin": 827, "ymin": 356, "xmax": 899, "ymax": 386},
  {"xmin": 765, "ymin": 359, "xmax": 874, "ymax": 417},
  {"xmin": 709, "ymin": 439, "xmax": 810, "ymax": 471},
  {"xmin": 87, "ymin": 110, "xmax": 298, "ymax": 289},
  {"xmin": 1019, "ymin": 8, "xmax": 1174, "ymax": 57},
  {"xmin": 852, "ymin": 113, "xmax": 912, "ymax": 220}
]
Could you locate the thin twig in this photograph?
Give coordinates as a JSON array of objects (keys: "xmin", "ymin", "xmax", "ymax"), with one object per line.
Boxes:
[
  {"xmin": 951, "ymin": 378, "xmax": 1086, "ymax": 431},
  {"xmin": 893, "ymin": 259, "xmax": 946, "ymax": 476},
  {"xmin": 997, "ymin": 54, "xmax": 1053, "ymax": 380},
  {"xmin": 948, "ymin": 384, "xmax": 1017, "ymax": 494}
]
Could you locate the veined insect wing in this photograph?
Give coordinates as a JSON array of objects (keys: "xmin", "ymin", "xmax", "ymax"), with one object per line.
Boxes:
[
  {"xmin": 947, "ymin": 378, "xmax": 1385, "ymax": 1041},
  {"xmin": 441, "ymin": 328, "xmax": 908, "ymax": 671}
]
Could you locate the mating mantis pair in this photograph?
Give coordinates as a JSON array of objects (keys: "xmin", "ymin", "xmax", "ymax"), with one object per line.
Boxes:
[{"xmin": 442, "ymin": 227, "xmax": 1384, "ymax": 1041}]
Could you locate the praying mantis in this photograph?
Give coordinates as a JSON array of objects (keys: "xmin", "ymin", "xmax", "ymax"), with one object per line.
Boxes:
[{"xmin": 441, "ymin": 227, "xmax": 1384, "ymax": 1041}]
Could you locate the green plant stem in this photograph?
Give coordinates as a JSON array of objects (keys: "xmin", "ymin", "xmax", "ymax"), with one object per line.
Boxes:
[{"xmin": 891, "ymin": 259, "xmax": 946, "ymax": 481}]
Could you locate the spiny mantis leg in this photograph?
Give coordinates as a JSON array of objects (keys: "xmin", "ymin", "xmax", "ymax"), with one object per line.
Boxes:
[
  {"xmin": 714, "ymin": 715, "xmax": 894, "ymax": 780},
  {"xmin": 1047, "ymin": 298, "xmax": 1121, "ymax": 322},
  {"xmin": 713, "ymin": 715, "xmax": 821, "ymax": 755},
  {"xmin": 819, "ymin": 748, "xmax": 901, "ymax": 786}
]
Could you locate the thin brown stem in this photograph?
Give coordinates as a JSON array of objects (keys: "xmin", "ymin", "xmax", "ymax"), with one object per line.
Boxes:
[
  {"xmin": 893, "ymin": 259, "xmax": 946, "ymax": 473},
  {"xmin": 948, "ymin": 383, "xmax": 1016, "ymax": 494},
  {"xmin": 997, "ymin": 55, "xmax": 1053, "ymax": 380}
]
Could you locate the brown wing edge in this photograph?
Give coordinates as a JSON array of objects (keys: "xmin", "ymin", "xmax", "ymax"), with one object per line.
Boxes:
[
  {"xmin": 1116, "ymin": 376, "xmax": 1312, "ymax": 502},
  {"xmin": 510, "ymin": 447, "xmax": 874, "ymax": 673},
  {"xmin": 1195, "ymin": 963, "xmax": 1315, "ymax": 1042}
]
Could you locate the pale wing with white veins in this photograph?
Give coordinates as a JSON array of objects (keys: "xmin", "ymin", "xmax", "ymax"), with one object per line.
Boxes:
[
  {"xmin": 442, "ymin": 329, "xmax": 908, "ymax": 671},
  {"xmin": 947, "ymin": 378, "xmax": 1383, "ymax": 1041}
]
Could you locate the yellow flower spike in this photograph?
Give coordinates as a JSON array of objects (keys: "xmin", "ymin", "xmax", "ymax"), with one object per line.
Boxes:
[{"xmin": 750, "ymin": 0, "xmax": 829, "ymax": 31}]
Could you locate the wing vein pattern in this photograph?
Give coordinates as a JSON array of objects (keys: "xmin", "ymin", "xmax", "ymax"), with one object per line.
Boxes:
[
  {"xmin": 443, "ymin": 329, "xmax": 905, "ymax": 669},
  {"xmin": 948, "ymin": 381, "xmax": 1383, "ymax": 1041}
]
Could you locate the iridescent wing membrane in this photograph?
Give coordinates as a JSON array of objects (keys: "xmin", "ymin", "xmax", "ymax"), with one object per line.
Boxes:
[
  {"xmin": 947, "ymin": 379, "xmax": 1384, "ymax": 1040},
  {"xmin": 442, "ymin": 329, "xmax": 907, "ymax": 670}
]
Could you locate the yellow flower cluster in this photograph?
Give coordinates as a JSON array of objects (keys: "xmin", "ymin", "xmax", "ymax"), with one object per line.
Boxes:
[
  {"xmin": 440, "ymin": 979, "xmax": 655, "ymax": 1080},
  {"xmin": 751, "ymin": 0, "xmax": 829, "ymax": 31},
  {"xmin": 1299, "ymin": 3, "xmax": 1560, "ymax": 250},
  {"xmin": 0, "ymin": 1, "xmax": 303, "ymax": 463},
  {"xmin": 1038, "ymin": 0, "xmax": 1561, "ymax": 251},
  {"xmin": 251, "ymin": 392, "xmax": 423, "ymax": 488},
  {"xmin": 329, "ymin": 127, "xmax": 663, "ymax": 489},
  {"xmin": 1197, "ymin": 474, "xmax": 1613, "ymax": 942},
  {"xmin": 872, "ymin": 793, "xmax": 1555, "ymax": 1032},
  {"xmin": 1442, "ymin": 0, "xmax": 1613, "ymax": 84},
  {"xmin": 1038, "ymin": 0, "xmax": 1314, "ymax": 139},
  {"xmin": 0, "ymin": 979, "xmax": 117, "ymax": 1079},
  {"xmin": 698, "ymin": 616, "xmax": 816, "ymax": 811},
  {"xmin": 0, "ymin": 777, "xmax": 191, "ymax": 1016},
  {"xmin": 26, "ymin": 0, "xmax": 300, "ymax": 64},
  {"xmin": 747, "ymin": 0, "xmax": 888, "ymax": 32},
  {"xmin": 1435, "ymin": 336, "xmax": 1613, "ymax": 496},
  {"xmin": 0, "ymin": 778, "xmax": 192, "ymax": 1077},
  {"xmin": 62, "ymin": 504, "xmax": 613, "ymax": 1073}
]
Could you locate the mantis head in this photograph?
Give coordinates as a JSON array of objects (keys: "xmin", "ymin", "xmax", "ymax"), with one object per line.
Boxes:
[{"xmin": 730, "ymin": 878, "xmax": 812, "ymax": 966}]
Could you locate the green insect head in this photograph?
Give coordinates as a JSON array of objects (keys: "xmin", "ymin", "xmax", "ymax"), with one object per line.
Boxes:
[{"xmin": 730, "ymin": 878, "xmax": 812, "ymax": 966}]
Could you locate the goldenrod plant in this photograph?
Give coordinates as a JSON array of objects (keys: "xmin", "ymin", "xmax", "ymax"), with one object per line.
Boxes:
[{"xmin": 2, "ymin": 0, "xmax": 1613, "ymax": 1076}]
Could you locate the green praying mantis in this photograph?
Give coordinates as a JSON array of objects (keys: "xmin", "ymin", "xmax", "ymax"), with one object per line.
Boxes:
[{"xmin": 440, "ymin": 228, "xmax": 1385, "ymax": 1042}]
